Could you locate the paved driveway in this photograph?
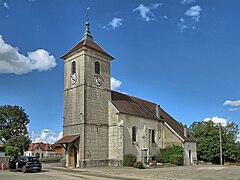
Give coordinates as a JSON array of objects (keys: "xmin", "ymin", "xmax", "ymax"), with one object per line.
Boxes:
[{"xmin": 1, "ymin": 163, "xmax": 240, "ymax": 180}]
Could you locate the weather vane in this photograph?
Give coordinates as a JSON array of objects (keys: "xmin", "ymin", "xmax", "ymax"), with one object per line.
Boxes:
[{"xmin": 86, "ymin": 7, "xmax": 90, "ymax": 22}]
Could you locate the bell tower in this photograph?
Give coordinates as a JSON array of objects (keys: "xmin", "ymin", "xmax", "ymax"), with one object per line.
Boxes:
[{"xmin": 61, "ymin": 18, "xmax": 114, "ymax": 167}]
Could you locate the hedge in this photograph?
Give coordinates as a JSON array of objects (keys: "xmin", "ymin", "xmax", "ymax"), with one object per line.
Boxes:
[
  {"xmin": 157, "ymin": 145, "xmax": 183, "ymax": 165},
  {"xmin": 133, "ymin": 161, "xmax": 144, "ymax": 169},
  {"xmin": 170, "ymin": 155, "xmax": 183, "ymax": 166},
  {"xmin": 123, "ymin": 154, "xmax": 137, "ymax": 166}
]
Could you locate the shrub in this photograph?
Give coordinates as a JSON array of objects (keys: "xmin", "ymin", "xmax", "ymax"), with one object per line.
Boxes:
[
  {"xmin": 170, "ymin": 155, "xmax": 183, "ymax": 166},
  {"xmin": 156, "ymin": 145, "xmax": 183, "ymax": 164},
  {"xmin": 123, "ymin": 154, "xmax": 137, "ymax": 166},
  {"xmin": 133, "ymin": 161, "xmax": 144, "ymax": 169}
]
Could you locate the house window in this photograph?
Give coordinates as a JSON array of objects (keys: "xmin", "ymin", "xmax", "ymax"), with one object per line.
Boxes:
[
  {"xmin": 132, "ymin": 126, "xmax": 137, "ymax": 142},
  {"xmin": 95, "ymin": 61, "xmax": 100, "ymax": 74},
  {"xmin": 152, "ymin": 129, "xmax": 156, "ymax": 143},
  {"xmin": 71, "ymin": 61, "xmax": 76, "ymax": 74},
  {"xmin": 37, "ymin": 147, "xmax": 39, "ymax": 150}
]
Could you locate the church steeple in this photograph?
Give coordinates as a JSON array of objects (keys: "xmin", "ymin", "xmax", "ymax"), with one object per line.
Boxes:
[
  {"xmin": 81, "ymin": 7, "xmax": 93, "ymax": 42},
  {"xmin": 81, "ymin": 21, "xmax": 94, "ymax": 42},
  {"xmin": 61, "ymin": 8, "xmax": 113, "ymax": 60}
]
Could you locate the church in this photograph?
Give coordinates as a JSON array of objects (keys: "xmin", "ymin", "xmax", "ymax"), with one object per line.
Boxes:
[{"xmin": 56, "ymin": 19, "xmax": 197, "ymax": 168}]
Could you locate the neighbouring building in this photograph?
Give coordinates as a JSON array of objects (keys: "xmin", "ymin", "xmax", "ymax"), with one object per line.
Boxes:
[
  {"xmin": 50, "ymin": 143, "xmax": 63, "ymax": 157},
  {"xmin": 56, "ymin": 19, "xmax": 197, "ymax": 168},
  {"xmin": 24, "ymin": 142, "xmax": 55, "ymax": 158}
]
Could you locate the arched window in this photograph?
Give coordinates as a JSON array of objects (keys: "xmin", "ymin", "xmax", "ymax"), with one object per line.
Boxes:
[
  {"xmin": 71, "ymin": 61, "xmax": 76, "ymax": 74},
  {"xmin": 152, "ymin": 129, "xmax": 156, "ymax": 143},
  {"xmin": 95, "ymin": 61, "xmax": 100, "ymax": 74},
  {"xmin": 132, "ymin": 126, "xmax": 137, "ymax": 142}
]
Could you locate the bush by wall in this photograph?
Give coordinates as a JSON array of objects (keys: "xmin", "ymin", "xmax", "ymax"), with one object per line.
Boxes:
[
  {"xmin": 157, "ymin": 145, "xmax": 183, "ymax": 165},
  {"xmin": 170, "ymin": 155, "xmax": 183, "ymax": 166},
  {"xmin": 133, "ymin": 161, "xmax": 144, "ymax": 169},
  {"xmin": 123, "ymin": 154, "xmax": 137, "ymax": 166}
]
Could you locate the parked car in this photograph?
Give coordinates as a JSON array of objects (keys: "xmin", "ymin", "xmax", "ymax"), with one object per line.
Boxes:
[{"xmin": 9, "ymin": 156, "xmax": 42, "ymax": 173}]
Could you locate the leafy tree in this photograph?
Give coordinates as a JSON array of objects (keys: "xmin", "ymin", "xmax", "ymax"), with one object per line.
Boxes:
[
  {"xmin": 5, "ymin": 145, "xmax": 20, "ymax": 157},
  {"xmin": 4, "ymin": 135, "xmax": 31, "ymax": 155},
  {"xmin": 189, "ymin": 121, "xmax": 239, "ymax": 163},
  {"xmin": 236, "ymin": 142, "xmax": 240, "ymax": 162},
  {"xmin": 0, "ymin": 105, "xmax": 31, "ymax": 155}
]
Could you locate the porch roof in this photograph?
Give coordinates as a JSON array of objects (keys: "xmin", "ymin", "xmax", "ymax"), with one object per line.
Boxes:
[{"xmin": 55, "ymin": 134, "xmax": 80, "ymax": 144}]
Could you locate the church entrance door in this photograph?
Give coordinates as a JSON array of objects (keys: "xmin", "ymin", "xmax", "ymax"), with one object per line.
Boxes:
[{"xmin": 69, "ymin": 145, "xmax": 77, "ymax": 167}]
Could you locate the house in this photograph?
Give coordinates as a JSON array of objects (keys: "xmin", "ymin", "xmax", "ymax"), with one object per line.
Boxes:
[
  {"xmin": 50, "ymin": 143, "xmax": 63, "ymax": 157},
  {"xmin": 56, "ymin": 19, "xmax": 197, "ymax": 167},
  {"xmin": 24, "ymin": 142, "xmax": 55, "ymax": 158}
]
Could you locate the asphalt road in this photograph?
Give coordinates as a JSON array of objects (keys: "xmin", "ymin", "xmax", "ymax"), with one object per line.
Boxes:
[{"xmin": 1, "ymin": 163, "xmax": 240, "ymax": 180}]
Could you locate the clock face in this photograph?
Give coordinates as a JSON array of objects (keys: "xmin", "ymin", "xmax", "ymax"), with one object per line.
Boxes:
[
  {"xmin": 94, "ymin": 76, "xmax": 102, "ymax": 87},
  {"xmin": 70, "ymin": 74, "xmax": 77, "ymax": 85}
]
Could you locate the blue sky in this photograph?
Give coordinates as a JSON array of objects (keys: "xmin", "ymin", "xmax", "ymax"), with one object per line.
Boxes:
[{"xmin": 0, "ymin": 0, "xmax": 240, "ymax": 143}]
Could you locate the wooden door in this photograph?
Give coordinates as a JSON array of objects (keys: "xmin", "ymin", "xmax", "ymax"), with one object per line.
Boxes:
[{"xmin": 69, "ymin": 145, "xmax": 77, "ymax": 167}]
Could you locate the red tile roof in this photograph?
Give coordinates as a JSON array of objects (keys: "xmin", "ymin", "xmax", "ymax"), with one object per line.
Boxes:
[
  {"xmin": 55, "ymin": 134, "xmax": 80, "ymax": 144},
  {"xmin": 61, "ymin": 40, "xmax": 114, "ymax": 60},
  {"xmin": 111, "ymin": 91, "xmax": 196, "ymax": 142},
  {"xmin": 28, "ymin": 142, "xmax": 54, "ymax": 151}
]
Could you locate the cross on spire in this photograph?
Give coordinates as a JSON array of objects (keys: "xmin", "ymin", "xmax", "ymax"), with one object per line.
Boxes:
[
  {"xmin": 81, "ymin": 7, "xmax": 94, "ymax": 42},
  {"xmin": 86, "ymin": 7, "xmax": 90, "ymax": 22}
]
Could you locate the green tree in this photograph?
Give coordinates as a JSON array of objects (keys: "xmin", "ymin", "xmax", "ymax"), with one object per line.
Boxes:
[
  {"xmin": 0, "ymin": 105, "xmax": 31, "ymax": 155},
  {"xmin": 4, "ymin": 135, "xmax": 31, "ymax": 155},
  {"xmin": 236, "ymin": 142, "xmax": 240, "ymax": 162},
  {"xmin": 189, "ymin": 121, "xmax": 239, "ymax": 163}
]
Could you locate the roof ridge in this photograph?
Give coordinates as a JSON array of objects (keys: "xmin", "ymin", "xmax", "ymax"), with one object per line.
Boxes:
[{"xmin": 112, "ymin": 90, "xmax": 157, "ymax": 106}]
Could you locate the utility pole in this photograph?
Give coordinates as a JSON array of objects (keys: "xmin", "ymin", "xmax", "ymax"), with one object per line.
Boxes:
[{"xmin": 219, "ymin": 123, "xmax": 223, "ymax": 165}]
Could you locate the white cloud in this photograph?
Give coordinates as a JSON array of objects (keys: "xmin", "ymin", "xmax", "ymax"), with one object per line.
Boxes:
[
  {"xmin": 185, "ymin": 5, "xmax": 202, "ymax": 22},
  {"xmin": 31, "ymin": 129, "xmax": 63, "ymax": 144},
  {"xmin": 223, "ymin": 100, "xmax": 240, "ymax": 111},
  {"xmin": 181, "ymin": 0, "xmax": 196, "ymax": 5},
  {"xmin": 3, "ymin": 2, "xmax": 9, "ymax": 9},
  {"xmin": 223, "ymin": 100, "xmax": 240, "ymax": 107},
  {"xmin": 0, "ymin": 35, "xmax": 56, "ymax": 75},
  {"xmin": 111, "ymin": 77, "xmax": 122, "ymax": 91},
  {"xmin": 203, "ymin": 116, "xmax": 228, "ymax": 126},
  {"xmin": 133, "ymin": 3, "xmax": 162, "ymax": 22},
  {"xmin": 237, "ymin": 134, "xmax": 240, "ymax": 142},
  {"xmin": 108, "ymin": 17, "xmax": 123, "ymax": 30},
  {"xmin": 163, "ymin": 16, "xmax": 168, "ymax": 19},
  {"xmin": 58, "ymin": 131, "xmax": 63, "ymax": 140},
  {"xmin": 178, "ymin": 17, "xmax": 188, "ymax": 32},
  {"xmin": 229, "ymin": 107, "xmax": 240, "ymax": 111}
]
